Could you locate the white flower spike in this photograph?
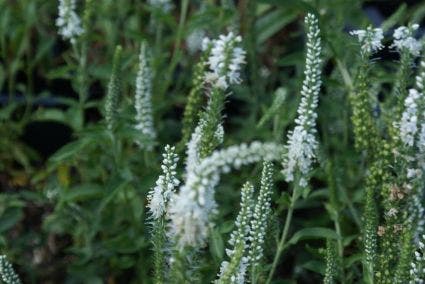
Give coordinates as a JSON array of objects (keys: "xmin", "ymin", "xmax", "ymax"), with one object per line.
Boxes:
[
  {"xmin": 168, "ymin": 142, "xmax": 284, "ymax": 248},
  {"xmin": 392, "ymin": 24, "xmax": 422, "ymax": 56},
  {"xmin": 56, "ymin": 0, "xmax": 84, "ymax": 44},
  {"xmin": 283, "ymin": 13, "xmax": 322, "ymax": 188},
  {"xmin": 147, "ymin": 145, "xmax": 180, "ymax": 219},
  {"xmin": 203, "ymin": 32, "xmax": 246, "ymax": 90},
  {"xmin": 135, "ymin": 43, "xmax": 156, "ymax": 149},
  {"xmin": 350, "ymin": 26, "xmax": 384, "ymax": 55},
  {"xmin": 397, "ymin": 89, "xmax": 422, "ymax": 147}
]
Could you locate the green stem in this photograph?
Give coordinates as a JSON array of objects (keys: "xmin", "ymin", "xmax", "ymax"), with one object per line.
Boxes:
[{"xmin": 266, "ymin": 185, "xmax": 298, "ymax": 284}]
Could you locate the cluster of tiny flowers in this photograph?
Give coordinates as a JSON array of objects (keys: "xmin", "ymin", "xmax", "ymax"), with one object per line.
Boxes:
[
  {"xmin": 148, "ymin": 0, "xmax": 173, "ymax": 12},
  {"xmin": 392, "ymin": 24, "xmax": 422, "ymax": 56},
  {"xmin": 410, "ymin": 235, "xmax": 425, "ymax": 283},
  {"xmin": 417, "ymin": 60, "xmax": 425, "ymax": 92},
  {"xmin": 0, "ymin": 255, "xmax": 21, "ymax": 284},
  {"xmin": 216, "ymin": 182, "xmax": 254, "ymax": 284},
  {"xmin": 185, "ymin": 119, "xmax": 205, "ymax": 175},
  {"xmin": 283, "ymin": 13, "xmax": 322, "ymax": 188},
  {"xmin": 202, "ymin": 32, "xmax": 246, "ymax": 90},
  {"xmin": 186, "ymin": 29, "xmax": 206, "ymax": 54},
  {"xmin": 229, "ymin": 183, "xmax": 254, "ymax": 251},
  {"xmin": 105, "ymin": 46, "xmax": 122, "ymax": 130},
  {"xmin": 147, "ymin": 145, "xmax": 180, "ymax": 219},
  {"xmin": 135, "ymin": 43, "xmax": 156, "ymax": 148},
  {"xmin": 411, "ymin": 193, "xmax": 425, "ymax": 241},
  {"xmin": 418, "ymin": 124, "xmax": 425, "ymax": 169},
  {"xmin": 186, "ymin": 118, "xmax": 223, "ymax": 175},
  {"xmin": 56, "ymin": 0, "xmax": 83, "ymax": 44},
  {"xmin": 323, "ymin": 241, "xmax": 337, "ymax": 284},
  {"xmin": 217, "ymin": 258, "xmax": 248, "ymax": 284},
  {"xmin": 168, "ymin": 142, "xmax": 284, "ymax": 248},
  {"xmin": 350, "ymin": 26, "xmax": 384, "ymax": 55},
  {"xmin": 397, "ymin": 89, "xmax": 421, "ymax": 147},
  {"xmin": 248, "ymin": 162, "xmax": 273, "ymax": 264}
]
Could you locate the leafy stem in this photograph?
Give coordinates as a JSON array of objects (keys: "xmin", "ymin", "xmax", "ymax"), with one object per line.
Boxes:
[{"xmin": 266, "ymin": 181, "xmax": 301, "ymax": 284}]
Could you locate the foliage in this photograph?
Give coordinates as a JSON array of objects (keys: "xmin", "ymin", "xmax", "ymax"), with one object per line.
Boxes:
[{"xmin": 0, "ymin": 0, "xmax": 425, "ymax": 283}]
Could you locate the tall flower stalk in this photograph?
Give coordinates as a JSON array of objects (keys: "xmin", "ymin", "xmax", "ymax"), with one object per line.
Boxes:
[
  {"xmin": 267, "ymin": 13, "xmax": 322, "ymax": 283},
  {"xmin": 135, "ymin": 42, "xmax": 156, "ymax": 150},
  {"xmin": 349, "ymin": 25, "xmax": 387, "ymax": 282},
  {"xmin": 105, "ymin": 46, "xmax": 122, "ymax": 131},
  {"xmin": 349, "ymin": 26, "xmax": 383, "ymax": 153},
  {"xmin": 147, "ymin": 145, "xmax": 180, "ymax": 284},
  {"xmin": 168, "ymin": 142, "xmax": 284, "ymax": 249},
  {"xmin": 193, "ymin": 32, "xmax": 246, "ymax": 160},
  {"xmin": 215, "ymin": 182, "xmax": 254, "ymax": 284},
  {"xmin": 249, "ymin": 161, "xmax": 274, "ymax": 283}
]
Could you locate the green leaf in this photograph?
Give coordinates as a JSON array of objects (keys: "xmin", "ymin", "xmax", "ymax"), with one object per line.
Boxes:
[
  {"xmin": 287, "ymin": 227, "xmax": 339, "ymax": 246},
  {"xmin": 49, "ymin": 139, "xmax": 90, "ymax": 163},
  {"xmin": 61, "ymin": 184, "xmax": 103, "ymax": 203},
  {"xmin": 209, "ymin": 228, "xmax": 224, "ymax": 261},
  {"xmin": 301, "ymin": 260, "xmax": 326, "ymax": 275},
  {"xmin": 0, "ymin": 207, "xmax": 23, "ymax": 233},
  {"xmin": 256, "ymin": 10, "xmax": 297, "ymax": 44},
  {"xmin": 218, "ymin": 220, "xmax": 234, "ymax": 234}
]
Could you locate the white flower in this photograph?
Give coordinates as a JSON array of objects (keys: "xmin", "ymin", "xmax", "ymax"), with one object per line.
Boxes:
[
  {"xmin": 283, "ymin": 13, "xmax": 322, "ymax": 187},
  {"xmin": 396, "ymin": 89, "xmax": 422, "ymax": 147},
  {"xmin": 134, "ymin": 43, "xmax": 156, "ymax": 149},
  {"xmin": 248, "ymin": 162, "xmax": 273, "ymax": 264},
  {"xmin": 148, "ymin": 0, "xmax": 173, "ymax": 12},
  {"xmin": 418, "ymin": 123, "xmax": 425, "ymax": 168},
  {"xmin": 216, "ymin": 257, "xmax": 248, "ymax": 284},
  {"xmin": 409, "ymin": 234, "xmax": 425, "ymax": 283},
  {"xmin": 185, "ymin": 119, "xmax": 205, "ymax": 174},
  {"xmin": 350, "ymin": 26, "xmax": 384, "ymax": 54},
  {"xmin": 168, "ymin": 142, "xmax": 284, "ymax": 248},
  {"xmin": 186, "ymin": 29, "xmax": 206, "ymax": 54},
  {"xmin": 0, "ymin": 255, "xmax": 21, "ymax": 284},
  {"xmin": 147, "ymin": 145, "xmax": 180, "ymax": 219},
  {"xmin": 56, "ymin": 0, "xmax": 84, "ymax": 44},
  {"xmin": 417, "ymin": 60, "xmax": 425, "ymax": 91},
  {"xmin": 215, "ymin": 182, "xmax": 253, "ymax": 284},
  {"xmin": 392, "ymin": 25, "xmax": 422, "ymax": 56},
  {"xmin": 203, "ymin": 32, "xmax": 246, "ymax": 90},
  {"xmin": 386, "ymin": 207, "xmax": 398, "ymax": 218}
]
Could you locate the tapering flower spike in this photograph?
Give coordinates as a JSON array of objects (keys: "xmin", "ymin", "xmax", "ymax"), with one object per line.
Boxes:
[
  {"xmin": 203, "ymin": 32, "xmax": 246, "ymax": 90},
  {"xmin": 135, "ymin": 42, "xmax": 156, "ymax": 149},
  {"xmin": 282, "ymin": 13, "xmax": 322, "ymax": 188},
  {"xmin": 248, "ymin": 161, "xmax": 274, "ymax": 278},
  {"xmin": 105, "ymin": 46, "xmax": 122, "ymax": 130},
  {"xmin": 147, "ymin": 145, "xmax": 180, "ymax": 219},
  {"xmin": 216, "ymin": 182, "xmax": 254, "ymax": 284},
  {"xmin": 168, "ymin": 142, "xmax": 284, "ymax": 248}
]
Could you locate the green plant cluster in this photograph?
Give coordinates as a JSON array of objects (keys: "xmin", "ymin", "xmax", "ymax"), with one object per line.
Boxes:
[{"xmin": 1, "ymin": 0, "xmax": 425, "ymax": 283}]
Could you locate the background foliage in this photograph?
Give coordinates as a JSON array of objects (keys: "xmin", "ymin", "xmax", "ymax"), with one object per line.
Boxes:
[{"xmin": 0, "ymin": 0, "xmax": 424, "ymax": 283}]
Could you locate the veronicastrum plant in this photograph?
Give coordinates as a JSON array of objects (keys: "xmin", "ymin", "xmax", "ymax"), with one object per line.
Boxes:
[{"xmin": 3, "ymin": 0, "xmax": 425, "ymax": 283}]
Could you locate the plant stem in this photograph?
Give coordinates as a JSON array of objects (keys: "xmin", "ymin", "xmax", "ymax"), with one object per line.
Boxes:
[
  {"xmin": 160, "ymin": 0, "xmax": 189, "ymax": 97},
  {"xmin": 266, "ymin": 186, "xmax": 298, "ymax": 284}
]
